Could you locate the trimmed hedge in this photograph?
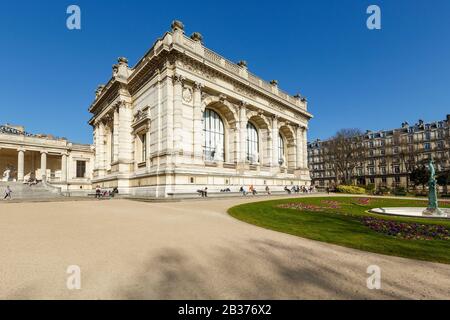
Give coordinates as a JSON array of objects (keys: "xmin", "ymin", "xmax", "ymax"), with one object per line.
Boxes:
[{"xmin": 336, "ymin": 185, "xmax": 366, "ymax": 194}]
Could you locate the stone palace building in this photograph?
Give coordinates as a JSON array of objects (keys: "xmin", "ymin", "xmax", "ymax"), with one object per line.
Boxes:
[
  {"xmin": 0, "ymin": 124, "xmax": 94, "ymax": 191},
  {"xmin": 89, "ymin": 21, "xmax": 312, "ymax": 197}
]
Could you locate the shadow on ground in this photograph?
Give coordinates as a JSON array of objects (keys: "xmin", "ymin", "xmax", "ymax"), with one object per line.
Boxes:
[{"xmin": 117, "ymin": 239, "xmax": 450, "ymax": 299}]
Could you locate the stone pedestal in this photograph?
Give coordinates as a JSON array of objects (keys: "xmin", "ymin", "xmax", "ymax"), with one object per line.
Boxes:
[{"xmin": 422, "ymin": 207, "xmax": 447, "ymax": 217}]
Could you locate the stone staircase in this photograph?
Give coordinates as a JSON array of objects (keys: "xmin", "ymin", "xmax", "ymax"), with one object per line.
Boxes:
[{"xmin": 0, "ymin": 181, "xmax": 62, "ymax": 200}]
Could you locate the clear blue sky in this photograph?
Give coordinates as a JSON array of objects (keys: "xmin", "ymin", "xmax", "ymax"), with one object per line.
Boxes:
[{"xmin": 1, "ymin": 0, "xmax": 449, "ymax": 144}]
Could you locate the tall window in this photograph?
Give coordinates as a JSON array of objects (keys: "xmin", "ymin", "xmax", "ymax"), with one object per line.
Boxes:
[
  {"xmin": 246, "ymin": 122, "xmax": 259, "ymax": 163},
  {"xmin": 76, "ymin": 161, "xmax": 86, "ymax": 178},
  {"xmin": 278, "ymin": 134, "xmax": 285, "ymax": 165},
  {"xmin": 141, "ymin": 133, "xmax": 147, "ymax": 162},
  {"xmin": 203, "ymin": 109, "xmax": 224, "ymax": 161}
]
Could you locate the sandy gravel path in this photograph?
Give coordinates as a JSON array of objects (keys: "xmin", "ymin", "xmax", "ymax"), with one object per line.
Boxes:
[{"xmin": 0, "ymin": 197, "xmax": 449, "ymax": 299}]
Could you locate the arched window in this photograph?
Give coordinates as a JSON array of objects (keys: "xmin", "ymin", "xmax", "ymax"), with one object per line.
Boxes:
[
  {"xmin": 278, "ymin": 134, "xmax": 285, "ymax": 165},
  {"xmin": 246, "ymin": 122, "xmax": 259, "ymax": 163},
  {"xmin": 203, "ymin": 109, "xmax": 225, "ymax": 161}
]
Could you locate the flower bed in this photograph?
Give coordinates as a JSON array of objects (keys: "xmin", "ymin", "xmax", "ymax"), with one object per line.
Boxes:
[
  {"xmin": 354, "ymin": 198, "xmax": 372, "ymax": 206},
  {"xmin": 278, "ymin": 200, "xmax": 342, "ymax": 211},
  {"xmin": 277, "ymin": 203, "xmax": 322, "ymax": 211},
  {"xmin": 362, "ymin": 217, "xmax": 450, "ymax": 240},
  {"xmin": 321, "ymin": 200, "xmax": 341, "ymax": 209}
]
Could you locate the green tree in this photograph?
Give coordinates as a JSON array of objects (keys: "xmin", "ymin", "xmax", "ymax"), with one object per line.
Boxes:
[
  {"xmin": 437, "ymin": 171, "xmax": 449, "ymax": 195},
  {"xmin": 409, "ymin": 165, "xmax": 429, "ymax": 190}
]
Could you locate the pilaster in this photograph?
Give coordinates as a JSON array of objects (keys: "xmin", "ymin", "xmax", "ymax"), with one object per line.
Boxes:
[
  {"xmin": 271, "ymin": 115, "xmax": 279, "ymax": 168},
  {"xmin": 238, "ymin": 102, "xmax": 248, "ymax": 165},
  {"xmin": 173, "ymin": 74, "xmax": 184, "ymax": 156},
  {"xmin": 192, "ymin": 81, "xmax": 204, "ymax": 163}
]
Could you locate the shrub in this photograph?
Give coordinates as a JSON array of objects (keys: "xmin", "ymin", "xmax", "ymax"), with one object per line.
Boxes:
[
  {"xmin": 414, "ymin": 191, "xmax": 427, "ymax": 197},
  {"xmin": 393, "ymin": 186, "xmax": 407, "ymax": 196},
  {"xmin": 376, "ymin": 186, "xmax": 391, "ymax": 195},
  {"xmin": 364, "ymin": 183, "xmax": 376, "ymax": 195},
  {"xmin": 336, "ymin": 185, "xmax": 366, "ymax": 194}
]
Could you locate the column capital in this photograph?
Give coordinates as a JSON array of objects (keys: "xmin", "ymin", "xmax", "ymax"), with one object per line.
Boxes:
[
  {"xmin": 193, "ymin": 81, "xmax": 204, "ymax": 92},
  {"xmin": 237, "ymin": 101, "xmax": 248, "ymax": 112},
  {"xmin": 17, "ymin": 147, "xmax": 26, "ymax": 153},
  {"xmin": 172, "ymin": 74, "xmax": 184, "ymax": 85},
  {"xmin": 40, "ymin": 150, "xmax": 48, "ymax": 155}
]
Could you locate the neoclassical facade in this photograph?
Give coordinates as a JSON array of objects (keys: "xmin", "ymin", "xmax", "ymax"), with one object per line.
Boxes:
[
  {"xmin": 0, "ymin": 124, "xmax": 94, "ymax": 191},
  {"xmin": 89, "ymin": 21, "xmax": 313, "ymax": 197}
]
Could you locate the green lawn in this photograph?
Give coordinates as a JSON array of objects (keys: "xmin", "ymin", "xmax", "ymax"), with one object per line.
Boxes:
[{"xmin": 228, "ymin": 197, "xmax": 450, "ymax": 264}]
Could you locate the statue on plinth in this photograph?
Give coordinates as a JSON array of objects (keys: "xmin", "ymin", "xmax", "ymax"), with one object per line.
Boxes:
[
  {"xmin": 2, "ymin": 166, "xmax": 12, "ymax": 182},
  {"xmin": 2, "ymin": 169, "xmax": 10, "ymax": 182},
  {"xmin": 423, "ymin": 158, "xmax": 446, "ymax": 217}
]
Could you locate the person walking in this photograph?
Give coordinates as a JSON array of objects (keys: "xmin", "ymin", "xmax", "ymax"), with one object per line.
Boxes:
[
  {"xmin": 265, "ymin": 185, "xmax": 271, "ymax": 195},
  {"xmin": 3, "ymin": 185, "xmax": 12, "ymax": 200},
  {"xmin": 95, "ymin": 185, "xmax": 101, "ymax": 199}
]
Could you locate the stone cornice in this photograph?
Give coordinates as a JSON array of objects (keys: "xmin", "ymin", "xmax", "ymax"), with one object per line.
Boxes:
[
  {"xmin": 89, "ymin": 27, "xmax": 313, "ymax": 121},
  {"xmin": 174, "ymin": 54, "xmax": 312, "ymax": 121}
]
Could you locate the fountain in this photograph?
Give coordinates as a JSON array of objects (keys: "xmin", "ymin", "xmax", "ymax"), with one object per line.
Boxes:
[{"xmin": 370, "ymin": 158, "xmax": 449, "ymax": 219}]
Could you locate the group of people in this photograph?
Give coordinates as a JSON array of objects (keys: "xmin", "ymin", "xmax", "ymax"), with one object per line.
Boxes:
[
  {"xmin": 95, "ymin": 186, "xmax": 119, "ymax": 199},
  {"xmin": 198, "ymin": 184, "xmax": 315, "ymax": 197},
  {"xmin": 284, "ymin": 185, "xmax": 315, "ymax": 194},
  {"xmin": 197, "ymin": 187, "xmax": 208, "ymax": 197},
  {"xmin": 240, "ymin": 185, "xmax": 272, "ymax": 196},
  {"xmin": 23, "ymin": 177, "xmax": 39, "ymax": 186}
]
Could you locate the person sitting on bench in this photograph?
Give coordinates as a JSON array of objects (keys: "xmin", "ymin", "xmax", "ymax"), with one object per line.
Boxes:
[
  {"xmin": 284, "ymin": 186, "xmax": 291, "ymax": 194},
  {"xmin": 197, "ymin": 187, "xmax": 208, "ymax": 197}
]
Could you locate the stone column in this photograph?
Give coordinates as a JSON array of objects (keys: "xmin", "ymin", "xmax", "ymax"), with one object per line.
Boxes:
[
  {"xmin": 17, "ymin": 149, "xmax": 25, "ymax": 181},
  {"xmin": 173, "ymin": 74, "xmax": 184, "ymax": 154},
  {"xmin": 296, "ymin": 126, "xmax": 304, "ymax": 169},
  {"xmin": 98, "ymin": 121, "xmax": 106, "ymax": 172},
  {"xmin": 40, "ymin": 151, "xmax": 47, "ymax": 180},
  {"xmin": 192, "ymin": 81, "xmax": 204, "ymax": 161},
  {"xmin": 239, "ymin": 103, "xmax": 248, "ymax": 163},
  {"xmin": 118, "ymin": 102, "xmax": 134, "ymax": 165},
  {"xmin": 165, "ymin": 77, "xmax": 175, "ymax": 166},
  {"xmin": 61, "ymin": 153, "xmax": 67, "ymax": 182},
  {"xmin": 303, "ymin": 127, "xmax": 308, "ymax": 168},
  {"xmin": 145, "ymin": 129, "xmax": 151, "ymax": 170},
  {"xmin": 94, "ymin": 123, "xmax": 99, "ymax": 170},
  {"xmin": 113, "ymin": 106, "xmax": 119, "ymax": 162},
  {"xmin": 271, "ymin": 116, "xmax": 279, "ymax": 167}
]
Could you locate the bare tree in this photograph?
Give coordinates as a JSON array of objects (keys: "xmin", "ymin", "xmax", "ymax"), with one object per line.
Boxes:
[
  {"xmin": 394, "ymin": 131, "xmax": 417, "ymax": 191},
  {"xmin": 323, "ymin": 129, "xmax": 366, "ymax": 185}
]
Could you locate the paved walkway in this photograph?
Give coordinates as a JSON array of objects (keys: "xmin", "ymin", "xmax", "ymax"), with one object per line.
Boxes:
[{"xmin": 0, "ymin": 196, "xmax": 449, "ymax": 299}]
